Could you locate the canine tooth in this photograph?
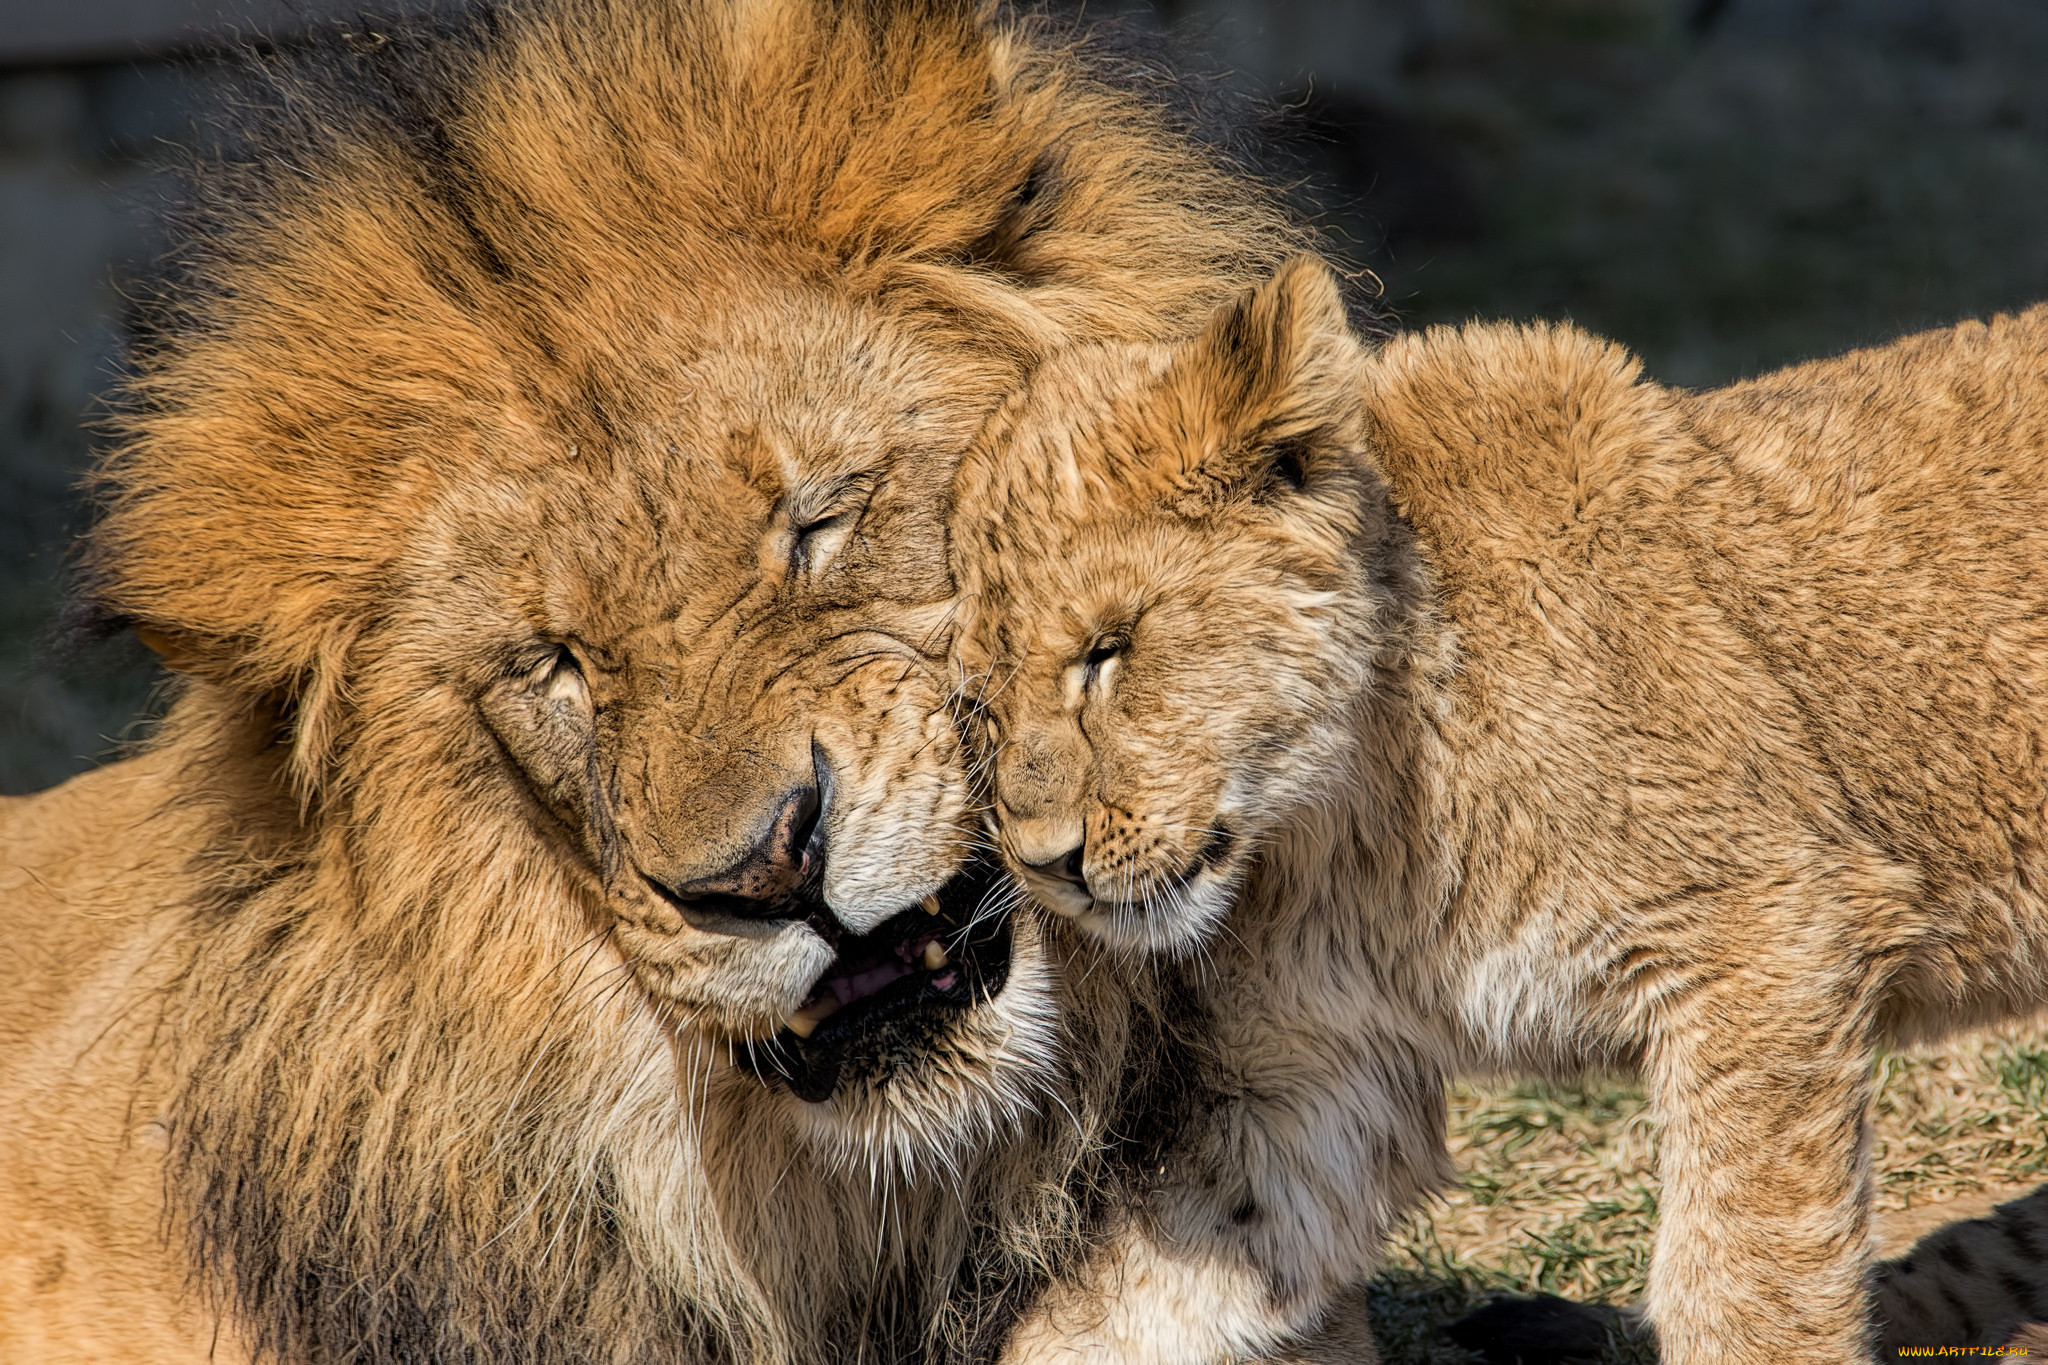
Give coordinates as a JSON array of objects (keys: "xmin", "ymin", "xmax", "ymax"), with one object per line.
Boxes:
[
  {"xmin": 921, "ymin": 893, "xmax": 941, "ymax": 915},
  {"xmin": 921, "ymin": 940, "xmax": 949, "ymax": 971},
  {"xmin": 785, "ymin": 996, "xmax": 840, "ymax": 1038}
]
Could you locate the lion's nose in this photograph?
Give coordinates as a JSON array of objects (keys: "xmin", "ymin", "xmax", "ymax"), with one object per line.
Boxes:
[
  {"xmin": 1024, "ymin": 844, "xmax": 1088, "ymax": 891},
  {"xmin": 665, "ymin": 783, "xmax": 822, "ymax": 920}
]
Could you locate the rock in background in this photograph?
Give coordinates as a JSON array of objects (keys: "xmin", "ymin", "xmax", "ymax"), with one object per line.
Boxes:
[
  {"xmin": 1159, "ymin": 0, "xmax": 2048, "ymax": 382},
  {"xmin": 0, "ymin": 57, "xmax": 197, "ymax": 793}
]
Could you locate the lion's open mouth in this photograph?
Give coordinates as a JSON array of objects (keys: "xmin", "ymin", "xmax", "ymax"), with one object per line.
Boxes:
[{"xmin": 740, "ymin": 855, "xmax": 1012, "ymax": 1104}]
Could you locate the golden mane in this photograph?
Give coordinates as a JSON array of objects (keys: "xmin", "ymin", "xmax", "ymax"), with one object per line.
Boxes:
[{"xmin": 25, "ymin": 2, "xmax": 1315, "ymax": 1361}]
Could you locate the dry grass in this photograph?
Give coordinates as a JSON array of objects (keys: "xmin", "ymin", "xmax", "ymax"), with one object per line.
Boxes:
[{"xmin": 1365, "ymin": 1017, "xmax": 2048, "ymax": 1363}]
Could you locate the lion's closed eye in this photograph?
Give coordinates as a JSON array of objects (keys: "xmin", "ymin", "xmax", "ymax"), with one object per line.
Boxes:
[
  {"xmin": 786, "ymin": 478, "xmax": 875, "ymax": 579},
  {"xmin": 481, "ymin": 643, "xmax": 597, "ymax": 821},
  {"xmin": 535, "ymin": 645, "xmax": 590, "ymax": 711}
]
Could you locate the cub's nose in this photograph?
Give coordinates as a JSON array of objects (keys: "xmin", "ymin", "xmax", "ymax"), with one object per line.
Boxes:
[
  {"xmin": 1024, "ymin": 844, "xmax": 1088, "ymax": 891},
  {"xmin": 666, "ymin": 783, "xmax": 823, "ymax": 920}
]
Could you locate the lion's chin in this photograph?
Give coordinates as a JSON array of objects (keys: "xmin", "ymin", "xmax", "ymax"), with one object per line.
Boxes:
[
  {"xmin": 738, "ymin": 854, "xmax": 1015, "ymax": 1104},
  {"xmin": 735, "ymin": 858, "xmax": 1067, "ymax": 1178},
  {"xmin": 1074, "ymin": 858, "xmax": 1244, "ymax": 960}
]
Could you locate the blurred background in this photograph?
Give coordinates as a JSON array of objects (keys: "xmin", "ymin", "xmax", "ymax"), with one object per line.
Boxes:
[{"xmin": 5, "ymin": 0, "xmax": 2048, "ymax": 792}]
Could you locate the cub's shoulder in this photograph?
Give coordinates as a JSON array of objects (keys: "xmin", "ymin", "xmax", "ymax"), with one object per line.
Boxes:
[{"xmin": 1358, "ymin": 320, "xmax": 1692, "ymax": 563}]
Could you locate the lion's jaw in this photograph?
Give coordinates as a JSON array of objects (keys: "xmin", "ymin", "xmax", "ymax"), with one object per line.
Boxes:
[{"xmin": 955, "ymin": 260, "xmax": 1411, "ymax": 958}]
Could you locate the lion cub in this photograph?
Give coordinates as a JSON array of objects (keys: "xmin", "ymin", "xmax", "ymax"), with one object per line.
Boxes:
[{"xmin": 953, "ymin": 257, "xmax": 2048, "ymax": 1363}]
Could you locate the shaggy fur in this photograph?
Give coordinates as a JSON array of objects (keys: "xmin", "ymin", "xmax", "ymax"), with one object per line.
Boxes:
[
  {"xmin": 0, "ymin": 4, "xmax": 1329, "ymax": 1362},
  {"xmin": 953, "ymin": 258, "xmax": 2048, "ymax": 1363}
]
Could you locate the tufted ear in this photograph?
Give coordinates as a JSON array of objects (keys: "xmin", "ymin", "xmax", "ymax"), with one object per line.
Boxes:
[
  {"xmin": 1165, "ymin": 255, "xmax": 1361, "ymax": 497},
  {"xmin": 134, "ymin": 625, "xmax": 221, "ymax": 679},
  {"xmin": 1197, "ymin": 255, "xmax": 1350, "ymax": 398}
]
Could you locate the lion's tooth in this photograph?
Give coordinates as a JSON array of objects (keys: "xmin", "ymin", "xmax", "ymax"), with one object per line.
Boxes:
[
  {"xmin": 785, "ymin": 996, "xmax": 840, "ymax": 1038},
  {"xmin": 921, "ymin": 893, "xmax": 941, "ymax": 915},
  {"xmin": 921, "ymin": 940, "xmax": 949, "ymax": 972}
]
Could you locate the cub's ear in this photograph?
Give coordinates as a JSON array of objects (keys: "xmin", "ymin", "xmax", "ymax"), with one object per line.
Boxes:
[
  {"xmin": 1165, "ymin": 256, "xmax": 1359, "ymax": 501},
  {"xmin": 1192, "ymin": 255, "xmax": 1354, "ymax": 416}
]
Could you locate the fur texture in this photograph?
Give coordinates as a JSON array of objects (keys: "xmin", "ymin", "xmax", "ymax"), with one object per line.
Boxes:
[
  {"xmin": 0, "ymin": 4, "xmax": 1321, "ymax": 1362},
  {"xmin": 953, "ymin": 258, "xmax": 2048, "ymax": 1362}
]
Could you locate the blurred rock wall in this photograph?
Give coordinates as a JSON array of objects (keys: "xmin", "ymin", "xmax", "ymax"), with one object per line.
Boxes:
[
  {"xmin": 0, "ymin": 59, "xmax": 199, "ymax": 792},
  {"xmin": 1162, "ymin": 0, "xmax": 2048, "ymax": 380}
]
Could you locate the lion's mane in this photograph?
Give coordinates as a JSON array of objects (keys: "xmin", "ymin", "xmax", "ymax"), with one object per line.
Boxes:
[{"xmin": 64, "ymin": 2, "xmax": 1309, "ymax": 1361}]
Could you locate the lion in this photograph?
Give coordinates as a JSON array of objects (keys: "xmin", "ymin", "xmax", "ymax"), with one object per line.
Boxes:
[
  {"xmin": 0, "ymin": 3, "xmax": 1345, "ymax": 1361},
  {"xmin": 951, "ymin": 256, "xmax": 2048, "ymax": 1363}
]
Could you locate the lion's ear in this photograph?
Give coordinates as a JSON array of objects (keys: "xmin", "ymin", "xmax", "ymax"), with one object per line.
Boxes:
[
  {"xmin": 1168, "ymin": 256, "xmax": 1359, "ymax": 498},
  {"xmin": 135, "ymin": 624, "xmax": 219, "ymax": 677},
  {"xmin": 1192, "ymin": 256, "xmax": 1353, "ymax": 415}
]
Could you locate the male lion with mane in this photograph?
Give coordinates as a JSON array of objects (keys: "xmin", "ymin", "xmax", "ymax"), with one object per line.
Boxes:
[
  {"xmin": 0, "ymin": 3, "xmax": 1335, "ymax": 1361},
  {"xmin": 954, "ymin": 257, "xmax": 2048, "ymax": 1363}
]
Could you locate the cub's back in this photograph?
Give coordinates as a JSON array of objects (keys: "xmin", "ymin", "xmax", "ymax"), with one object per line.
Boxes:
[
  {"xmin": 1680, "ymin": 308, "xmax": 2048, "ymax": 1002},
  {"xmin": 1362, "ymin": 309, "xmax": 2048, "ymax": 1017}
]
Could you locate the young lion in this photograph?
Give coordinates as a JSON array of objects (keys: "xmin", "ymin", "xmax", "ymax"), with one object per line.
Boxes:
[{"xmin": 953, "ymin": 257, "xmax": 2048, "ymax": 1362}]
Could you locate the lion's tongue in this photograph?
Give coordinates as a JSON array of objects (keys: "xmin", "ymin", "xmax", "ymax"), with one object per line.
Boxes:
[{"xmin": 829, "ymin": 960, "xmax": 908, "ymax": 1006}]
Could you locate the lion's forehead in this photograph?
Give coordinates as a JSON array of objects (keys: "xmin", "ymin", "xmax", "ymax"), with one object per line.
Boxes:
[
  {"xmin": 672, "ymin": 283, "xmax": 1021, "ymax": 450},
  {"xmin": 489, "ymin": 453, "xmax": 964, "ymax": 661},
  {"xmin": 453, "ymin": 286, "xmax": 1006, "ymax": 605}
]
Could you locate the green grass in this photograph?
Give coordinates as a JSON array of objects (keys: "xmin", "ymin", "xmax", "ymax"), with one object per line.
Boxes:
[{"xmin": 1365, "ymin": 1021, "xmax": 2048, "ymax": 1363}]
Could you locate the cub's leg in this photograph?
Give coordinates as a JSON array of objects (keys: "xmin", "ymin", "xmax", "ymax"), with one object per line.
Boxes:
[
  {"xmin": 998, "ymin": 1224, "xmax": 1321, "ymax": 1365},
  {"xmin": 1645, "ymin": 958, "xmax": 1882, "ymax": 1362},
  {"xmin": 1002, "ymin": 1263, "xmax": 1378, "ymax": 1365}
]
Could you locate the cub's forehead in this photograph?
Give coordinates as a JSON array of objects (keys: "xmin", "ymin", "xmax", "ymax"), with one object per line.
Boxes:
[
  {"xmin": 972, "ymin": 339, "xmax": 1199, "ymax": 518},
  {"xmin": 953, "ymin": 339, "xmax": 1195, "ymax": 599}
]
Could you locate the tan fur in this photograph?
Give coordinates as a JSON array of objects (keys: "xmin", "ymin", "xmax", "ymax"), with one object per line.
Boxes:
[
  {"xmin": 0, "ymin": 4, "xmax": 1319, "ymax": 1361},
  {"xmin": 954, "ymin": 258, "xmax": 2048, "ymax": 1362}
]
